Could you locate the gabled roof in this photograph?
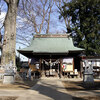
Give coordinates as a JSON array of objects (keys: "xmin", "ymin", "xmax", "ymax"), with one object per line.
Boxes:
[{"xmin": 18, "ymin": 34, "xmax": 84, "ymax": 57}]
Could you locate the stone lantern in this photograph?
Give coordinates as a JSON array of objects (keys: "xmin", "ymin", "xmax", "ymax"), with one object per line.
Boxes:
[{"xmin": 83, "ymin": 60, "xmax": 94, "ymax": 84}]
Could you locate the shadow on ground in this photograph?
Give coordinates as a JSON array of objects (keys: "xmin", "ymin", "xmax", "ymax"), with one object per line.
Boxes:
[
  {"xmin": 72, "ymin": 96, "xmax": 100, "ymax": 100},
  {"xmin": 13, "ymin": 72, "xmax": 39, "ymax": 89},
  {"xmin": 31, "ymin": 82, "xmax": 72, "ymax": 100},
  {"xmin": 32, "ymin": 79, "xmax": 100, "ymax": 100},
  {"xmin": 62, "ymin": 80, "xmax": 100, "ymax": 91},
  {"xmin": 63, "ymin": 80, "xmax": 100, "ymax": 100},
  {"xmin": 0, "ymin": 77, "xmax": 39, "ymax": 90},
  {"xmin": 15, "ymin": 79, "xmax": 38, "ymax": 89},
  {"xmin": 0, "ymin": 80, "xmax": 38, "ymax": 90},
  {"xmin": 0, "ymin": 96, "xmax": 18, "ymax": 100}
]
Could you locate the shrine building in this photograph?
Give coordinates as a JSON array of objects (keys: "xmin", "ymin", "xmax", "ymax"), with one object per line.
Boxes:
[{"xmin": 18, "ymin": 34, "xmax": 84, "ymax": 78}]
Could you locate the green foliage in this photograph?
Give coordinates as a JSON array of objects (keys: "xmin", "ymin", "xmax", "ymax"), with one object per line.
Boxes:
[{"xmin": 60, "ymin": 0, "xmax": 100, "ymax": 56}]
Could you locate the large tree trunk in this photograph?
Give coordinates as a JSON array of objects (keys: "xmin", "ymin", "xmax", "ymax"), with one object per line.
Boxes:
[{"xmin": 1, "ymin": 0, "xmax": 19, "ymax": 69}]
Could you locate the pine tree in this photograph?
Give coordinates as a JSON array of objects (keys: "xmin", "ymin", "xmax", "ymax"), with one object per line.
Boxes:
[{"xmin": 60, "ymin": 0, "xmax": 100, "ymax": 56}]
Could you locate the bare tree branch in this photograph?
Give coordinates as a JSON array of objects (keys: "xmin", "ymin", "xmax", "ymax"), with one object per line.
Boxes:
[
  {"xmin": 16, "ymin": 41, "xmax": 29, "ymax": 46},
  {"xmin": 4, "ymin": 0, "xmax": 9, "ymax": 4},
  {"xmin": 19, "ymin": 0, "xmax": 54, "ymax": 34},
  {"xmin": 55, "ymin": 0, "xmax": 72, "ymax": 33}
]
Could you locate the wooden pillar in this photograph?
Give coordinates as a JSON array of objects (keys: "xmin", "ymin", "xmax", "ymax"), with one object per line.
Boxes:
[
  {"xmin": 73, "ymin": 58, "xmax": 74, "ymax": 72},
  {"xmin": 80, "ymin": 60, "xmax": 83, "ymax": 78},
  {"xmin": 39, "ymin": 58, "xmax": 42, "ymax": 77},
  {"xmin": 59, "ymin": 59, "xmax": 63, "ymax": 78},
  {"xmin": 39, "ymin": 59, "xmax": 42, "ymax": 70}
]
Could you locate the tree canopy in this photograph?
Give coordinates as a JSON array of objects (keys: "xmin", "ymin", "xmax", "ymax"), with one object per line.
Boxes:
[{"xmin": 60, "ymin": 0, "xmax": 100, "ymax": 56}]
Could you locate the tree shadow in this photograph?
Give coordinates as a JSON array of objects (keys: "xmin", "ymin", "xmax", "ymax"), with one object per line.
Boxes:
[
  {"xmin": 14, "ymin": 79, "xmax": 38, "ymax": 89},
  {"xmin": 63, "ymin": 80, "xmax": 100, "ymax": 91},
  {"xmin": 0, "ymin": 96, "xmax": 18, "ymax": 100},
  {"xmin": 14, "ymin": 72, "xmax": 39, "ymax": 89},
  {"xmin": 72, "ymin": 96, "xmax": 100, "ymax": 100},
  {"xmin": 32, "ymin": 82, "xmax": 100, "ymax": 100},
  {"xmin": 40, "ymin": 81, "xmax": 65, "ymax": 90},
  {"xmin": 31, "ymin": 81, "xmax": 73, "ymax": 100}
]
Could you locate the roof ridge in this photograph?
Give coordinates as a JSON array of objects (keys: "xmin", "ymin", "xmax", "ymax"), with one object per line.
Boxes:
[{"xmin": 34, "ymin": 34, "xmax": 70, "ymax": 38}]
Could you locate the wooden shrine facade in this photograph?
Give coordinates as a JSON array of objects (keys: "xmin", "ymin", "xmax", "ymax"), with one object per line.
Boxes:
[{"xmin": 18, "ymin": 34, "xmax": 84, "ymax": 78}]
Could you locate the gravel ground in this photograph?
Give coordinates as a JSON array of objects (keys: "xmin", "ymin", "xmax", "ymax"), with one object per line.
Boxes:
[
  {"xmin": 0, "ymin": 79, "xmax": 38, "ymax": 90},
  {"xmin": 0, "ymin": 96, "xmax": 17, "ymax": 100},
  {"xmin": 62, "ymin": 78, "xmax": 100, "ymax": 100},
  {"xmin": 0, "ymin": 78, "xmax": 100, "ymax": 100}
]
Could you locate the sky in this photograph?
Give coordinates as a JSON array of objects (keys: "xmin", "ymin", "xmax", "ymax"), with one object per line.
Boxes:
[
  {"xmin": 0, "ymin": 12, "xmax": 29, "ymax": 61},
  {"xmin": 0, "ymin": 0, "xmax": 67, "ymax": 61}
]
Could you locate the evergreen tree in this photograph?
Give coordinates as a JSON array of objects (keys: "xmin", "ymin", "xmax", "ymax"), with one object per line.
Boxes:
[{"xmin": 60, "ymin": 0, "xmax": 100, "ymax": 56}]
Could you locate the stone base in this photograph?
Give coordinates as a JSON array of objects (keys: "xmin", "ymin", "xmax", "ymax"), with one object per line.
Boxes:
[
  {"xmin": 3, "ymin": 75, "xmax": 14, "ymax": 84},
  {"xmin": 83, "ymin": 74, "xmax": 94, "ymax": 83}
]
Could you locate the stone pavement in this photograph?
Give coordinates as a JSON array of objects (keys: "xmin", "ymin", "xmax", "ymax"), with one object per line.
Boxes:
[{"xmin": 0, "ymin": 77, "xmax": 73, "ymax": 100}]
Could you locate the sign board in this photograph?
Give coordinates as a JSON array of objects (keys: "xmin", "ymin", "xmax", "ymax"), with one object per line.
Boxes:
[{"xmin": 62, "ymin": 58, "xmax": 74, "ymax": 72}]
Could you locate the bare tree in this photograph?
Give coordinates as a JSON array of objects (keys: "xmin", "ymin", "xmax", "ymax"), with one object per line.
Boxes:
[
  {"xmin": 1, "ymin": 0, "xmax": 19, "ymax": 68},
  {"xmin": 18, "ymin": 0, "xmax": 54, "ymax": 35},
  {"xmin": 55, "ymin": 0, "xmax": 72, "ymax": 33}
]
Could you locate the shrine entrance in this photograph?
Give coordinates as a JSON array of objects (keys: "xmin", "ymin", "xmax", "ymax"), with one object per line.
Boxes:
[{"xmin": 41, "ymin": 59, "xmax": 60, "ymax": 77}]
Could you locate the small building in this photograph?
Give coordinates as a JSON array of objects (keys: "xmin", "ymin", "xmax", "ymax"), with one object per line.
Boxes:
[{"xmin": 18, "ymin": 34, "xmax": 84, "ymax": 78}]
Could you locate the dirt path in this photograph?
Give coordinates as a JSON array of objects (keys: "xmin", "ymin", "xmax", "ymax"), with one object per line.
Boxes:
[
  {"xmin": 0, "ymin": 78, "xmax": 73, "ymax": 100},
  {"xmin": 0, "ymin": 79, "xmax": 38, "ymax": 90},
  {"xmin": 1, "ymin": 78, "xmax": 99, "ymax": 100},
  {"xmin": 62, "ymin": 78, "xmax": 100, "ymax": 100}
]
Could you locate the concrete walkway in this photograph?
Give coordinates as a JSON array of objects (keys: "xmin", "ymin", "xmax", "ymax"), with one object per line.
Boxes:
[{"xmin": 0, "ymin": 77, "xmax": 73, "ymax": 100}]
